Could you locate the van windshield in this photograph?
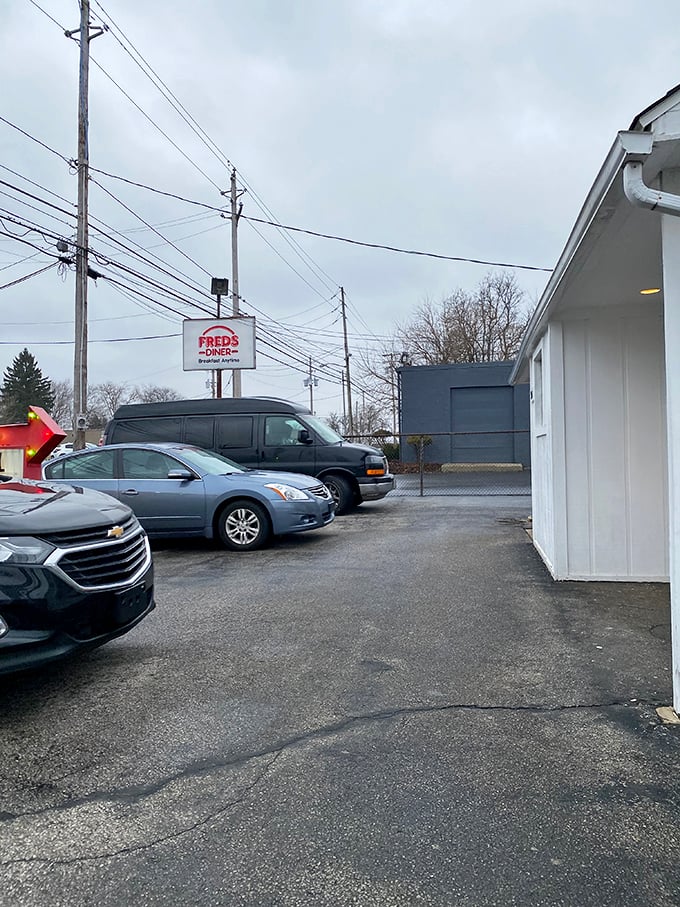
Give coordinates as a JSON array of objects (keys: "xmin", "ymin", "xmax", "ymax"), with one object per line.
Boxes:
[
  {"xmin": 304, "ymin": 416, "xmax": 344, "ymax": 444},
  {"xmin": 177, "ymin": 446, "xmax": 246, "ymax": 475}
]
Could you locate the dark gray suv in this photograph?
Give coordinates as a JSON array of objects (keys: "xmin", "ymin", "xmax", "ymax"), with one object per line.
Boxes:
[{"xmin": 0, "ymin": 476, "xmax": 155, "ymax": 675}]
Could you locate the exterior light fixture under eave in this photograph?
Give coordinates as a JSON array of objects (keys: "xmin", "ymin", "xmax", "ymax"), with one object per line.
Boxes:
[{"xmin": 640, "ymin": 288, "xmax": 662, "ymax": 295}]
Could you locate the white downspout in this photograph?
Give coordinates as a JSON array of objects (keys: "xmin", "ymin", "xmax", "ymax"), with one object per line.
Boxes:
[
  {"xmin": 619, "ymin": 130, "xmax": 680, "ymax": 716},
  {"xmin": 622, "ymin": 160, "xmax": 680, "ymax": 215}
]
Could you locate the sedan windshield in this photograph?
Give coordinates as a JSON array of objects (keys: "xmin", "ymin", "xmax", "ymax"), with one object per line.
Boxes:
[
  {"xmin": 176, "ymin": 447, "xmax": 246, "ymax": 475},
  {"xmin": 303, "ymin": 416, "xmax": 344, "ymax": 444}
]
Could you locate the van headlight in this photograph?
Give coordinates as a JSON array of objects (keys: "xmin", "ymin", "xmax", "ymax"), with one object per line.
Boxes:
[
  {"xmin": 0, "ymin": 537, "xmax": 55, "ymax": 564},
  {"xmin": 265, "ymin": 483, "xmax": 309, "ymax": 501},
  {"xmin": 365, "ymin": 455, "xmax": 386, "ymax": 476}
]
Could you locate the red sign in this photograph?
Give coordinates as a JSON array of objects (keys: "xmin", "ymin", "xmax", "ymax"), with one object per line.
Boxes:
[
  {"xmin": 0, "ymin": 406, "xmax": 66, "ymax": 479},
  {"xmin": 197, "ymin": 324, "xmax": 240, "ymax": 358}
]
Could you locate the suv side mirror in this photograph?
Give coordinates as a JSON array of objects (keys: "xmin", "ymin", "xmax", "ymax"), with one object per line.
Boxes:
[{"xmin": 298, "ymin": 429, "xmax": 313, "ymax": 445}]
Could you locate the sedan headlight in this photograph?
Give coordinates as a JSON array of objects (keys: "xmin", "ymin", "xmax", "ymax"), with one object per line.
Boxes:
[
  {"xmin": 265, "ymin": 483, "xmax": 309, "ymax": 502},
  {"xmin": 0, "ymin": 537, "xmax": 55, "ymax": 565}
]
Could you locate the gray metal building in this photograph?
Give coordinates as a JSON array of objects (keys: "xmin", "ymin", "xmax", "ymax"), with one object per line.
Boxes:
[{"xmin": 399, "ymin": 361, "xmax": 530, "ymax": 466}]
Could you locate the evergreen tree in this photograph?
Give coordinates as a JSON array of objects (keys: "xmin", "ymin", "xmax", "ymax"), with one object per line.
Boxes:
[{"xmin": 0, "ymin": 349, "xmax": 55, "ymax": 423}]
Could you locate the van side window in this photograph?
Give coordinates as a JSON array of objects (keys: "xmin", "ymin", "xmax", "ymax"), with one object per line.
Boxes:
[
  {"xmin": 184, "ymin": 416, "xmax": 214, "ymax": 449},
  {"xmin": 264, "ymin": 416, "xmax": 306, "ymax": 446},
  {"xmin": 111, "ymin": 417, "xmax": 182, "ymax": 443},
  {"xmin": 216, "ymin": 416, "xmax": 253, "ymax": 449}
]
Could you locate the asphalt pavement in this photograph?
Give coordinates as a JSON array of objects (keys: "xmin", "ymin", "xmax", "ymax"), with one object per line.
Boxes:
[{"xmin": 0, "ymin": 494, "xmax": 678, "ymax": 906}]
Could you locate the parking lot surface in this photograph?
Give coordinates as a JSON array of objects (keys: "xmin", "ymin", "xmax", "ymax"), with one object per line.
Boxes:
[{"xmin": 1, "ymin": 495, "xmax": 679, "ymax": 906}]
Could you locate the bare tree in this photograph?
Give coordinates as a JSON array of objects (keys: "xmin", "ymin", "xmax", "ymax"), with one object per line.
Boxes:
[
  {"xmin": 396, "ymin": 272, "xmax": 529, "ymax": 365},
  {"xmin": 131, "ymin": 384, "xmax": 182, "ymax": 404},
  {"xmin": 50, "ymin": 379, "xmax": 74, "ymax": 428},
  {"xmin": 326, "ymin": 411, "xmax": 344, "ymax": 433},
  {"xmin": 91, "ymin": 381, "xmax": 133, "ymax": 420},
  {"xmin": 326, "ymin": 401, "xmax": 387, "ymax": 441},
  {"xmin": 355, "ymin": 273, "xmax": 529, "ymax": 435}
]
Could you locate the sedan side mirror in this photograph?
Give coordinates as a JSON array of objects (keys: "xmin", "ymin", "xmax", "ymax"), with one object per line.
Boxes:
[{"xmin": 167, "ymin": 469, "xmax": 195, "ymax": 480}]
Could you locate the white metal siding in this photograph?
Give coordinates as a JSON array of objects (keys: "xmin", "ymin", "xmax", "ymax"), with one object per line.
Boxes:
[
  {"xmin": 562, "ymin": 309, "xmax": 667, "ymax": 580},
  {"xmin": 529, "ymin": 335, "xmax": 556, "ymax": 575}
]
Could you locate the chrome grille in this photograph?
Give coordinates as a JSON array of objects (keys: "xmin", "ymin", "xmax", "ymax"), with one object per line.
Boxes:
[
  {"xmin": 55, "ymin": 529, "xmax": 149, "ymax": 589},
  {"xmin": 40, "ymin": 514, "xmax": 138, "ymax": 548},
  {"xmin": 309, "ymin": 484, "xmax": 332, "ymax": 500}
]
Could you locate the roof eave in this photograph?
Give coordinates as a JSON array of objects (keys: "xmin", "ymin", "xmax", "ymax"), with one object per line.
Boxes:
[{"xmin": 509, "ymin": 136, "xmax": 628, "ymax": 385}]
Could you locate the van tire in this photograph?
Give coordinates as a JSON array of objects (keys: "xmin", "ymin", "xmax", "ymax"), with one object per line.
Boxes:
[
  {"xmin": 323, "ymin": 475, "xmax": 354, "ymax": 515},
  {"xmin": 217, "ymin": 500, "xmax": 271, "ymax": 551}
]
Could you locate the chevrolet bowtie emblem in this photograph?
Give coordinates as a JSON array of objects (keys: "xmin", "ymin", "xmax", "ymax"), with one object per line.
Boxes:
[{"xmin": 107, "ymin": 525, "xmax": 124, "ymax": 539}]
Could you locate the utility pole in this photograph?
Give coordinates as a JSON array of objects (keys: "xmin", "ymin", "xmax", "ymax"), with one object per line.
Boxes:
[
  {"xmin": 383, "ymin": 352, "xmax": 397, "ymax": 437},
  {"xmin": 340, "ymin": 286, "xmax": 354, "ymax": 435},
  {"xmin": 303, "ymin": 356, "xmax": 320, "ymax": 413},
  {"xmin": 341, "ymin": 369, "xmax": 347, "ymax": 430},
  {"xmin": 230, "ymin": 168, "xmax": 242, "ymax": 398},
  {"xmin": 67, "ymin": 1, "xmax": 103, "ymax": 450}
]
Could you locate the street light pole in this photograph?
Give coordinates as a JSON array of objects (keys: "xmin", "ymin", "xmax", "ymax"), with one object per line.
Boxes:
[{"xmin": 210, "ymin": 277, "xmax": 229, "ymax": 398}]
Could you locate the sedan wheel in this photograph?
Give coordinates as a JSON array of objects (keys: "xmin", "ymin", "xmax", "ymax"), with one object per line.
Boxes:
[{"xmin": 218, "ymin": 500, "xmax": 271, "ymax": 551}]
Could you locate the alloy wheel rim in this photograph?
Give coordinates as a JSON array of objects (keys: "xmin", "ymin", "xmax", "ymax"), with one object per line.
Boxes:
[{"xmin": 225, "ymin": 509, "xmax": 260, "ymax": 545}]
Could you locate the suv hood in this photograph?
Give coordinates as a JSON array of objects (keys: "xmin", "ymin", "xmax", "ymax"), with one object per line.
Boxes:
[{"xmin": 0, "ymin": 478, "xmax": 132, "ymax": 535}]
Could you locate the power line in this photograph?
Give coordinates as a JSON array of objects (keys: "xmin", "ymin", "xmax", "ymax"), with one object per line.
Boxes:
[
  {"xmin": 86, "ymin": 2, "xmax": 338, "ymax": 297},
  {"xmin": 0, "ymin": 332, "xmax": 181, "ymax": 346},
  {"xmin": 0, "ymin": 115, "xmax": 71, "ymax": 165},
  {"xmin": 89, "ymin": 175, "xmax": 213, "ymax": 278},
  {"xmin": 88, "ymin": 56, "xmax": 224, "ymax": 192},
  {"xmin": 86, "ymin": 166, "xmax": 553, "ymax": 273},
  {"xmin": 0, "ymin": 262, "xmax": 57, "ymax": 291},
  {"xmin": 90, "ymin": 0, "xmax": 233, "ymax": 173},
  {"xmin": 26, "ymin": 0, "xmax": 66, "ymax": 31},
  {"xmin": 243, "ymin": 217, "xmax": 335, "ymax": 300},
  {"xmin": 0, "ymin": 111, "xmax": 552, "ymax": 274},
  {"xmin": 242, "ymin": 216, "xmax": 554, "ymax": 272}
]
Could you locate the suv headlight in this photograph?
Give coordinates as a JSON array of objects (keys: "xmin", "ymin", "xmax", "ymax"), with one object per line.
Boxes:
[
  {"xmin": 265, "ymin": 483, "xmax": 309, "ymax": 502},
  {"xmin": 365, "ymin": 455, "xmax": 386, "ymax": 476},
  {"xmin": 0, "ymin": 537, "xmax": 55, "ymax": 565}
]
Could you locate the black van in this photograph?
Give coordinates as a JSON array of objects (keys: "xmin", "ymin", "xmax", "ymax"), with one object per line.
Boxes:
[{"xmin": 101, "ymin": 398, "xmax": 395, "ymax": 514}]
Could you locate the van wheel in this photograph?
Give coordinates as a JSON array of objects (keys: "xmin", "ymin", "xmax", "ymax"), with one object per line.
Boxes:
[
  {"xmin": 217, "ymin": 500, "xmax": 271, "ymax": 551},
  {"xmin": 324, "ymin": 475, "xmax": 354, "ymax": 515}
]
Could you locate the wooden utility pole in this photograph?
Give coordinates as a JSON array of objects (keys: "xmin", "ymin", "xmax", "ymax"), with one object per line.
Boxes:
[
  {"xmin": 383, "ymin": 352, "xmax": 397, "ymax": 437},
  {"xmin": 230, "ymin": 168, "xmax": 242, "ymax": 398},
  {"xmin": 340, "ymin": 286, "xmax": 354, "ymax": 435},
  {"xmin": 68, "ymin": 1, "xmax": 103, "ymax": 449}
]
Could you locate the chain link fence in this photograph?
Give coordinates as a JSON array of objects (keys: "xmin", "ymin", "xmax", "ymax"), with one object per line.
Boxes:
[{"xmin": 346, "ymin": 430, "xmax": 531, "ymax": 497}]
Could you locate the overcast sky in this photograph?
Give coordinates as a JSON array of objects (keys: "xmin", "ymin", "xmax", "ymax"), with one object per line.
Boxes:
[{"xmin": 1, "ymin": 0, "xmax": 679, "ymax": 420}]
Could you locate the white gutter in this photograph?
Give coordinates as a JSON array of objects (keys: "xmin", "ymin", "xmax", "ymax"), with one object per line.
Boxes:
[{"xmin": 619, "ymin": 129, "xmax": 680, "ymax": 215}]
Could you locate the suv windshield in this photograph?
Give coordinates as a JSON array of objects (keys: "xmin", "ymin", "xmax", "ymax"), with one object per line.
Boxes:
[
  {"xmin": 304, "ymin": 416, "xmax": 343, "ymax": 444},
  {"xmin": 178, "ymin": 447, "xmax": 246, "ymax": 475}
]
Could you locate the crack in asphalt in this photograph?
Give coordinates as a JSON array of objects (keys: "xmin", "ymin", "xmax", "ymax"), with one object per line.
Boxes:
[
  {"xmin": 0, "ymin": 697, "xmax": 663, "ymax": 867},
  {"xmin": 1, "ymin": 751, "xmax": 282, "ymax": 868}
]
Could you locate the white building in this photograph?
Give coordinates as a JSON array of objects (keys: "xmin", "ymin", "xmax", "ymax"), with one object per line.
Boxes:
[{"xmin": 510, "ymin": 85, "xmax": 680, "ymax": 712}]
